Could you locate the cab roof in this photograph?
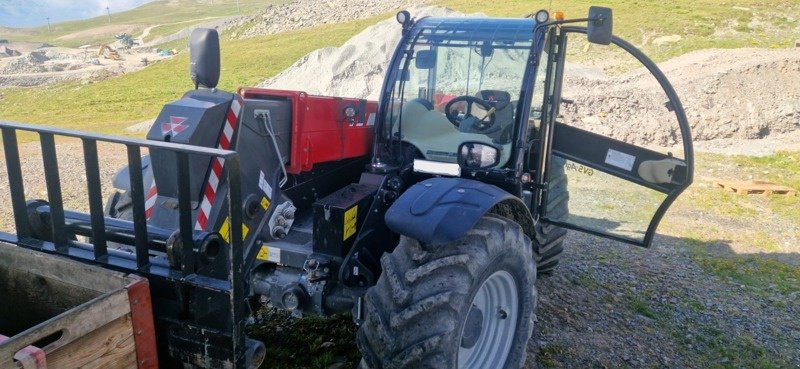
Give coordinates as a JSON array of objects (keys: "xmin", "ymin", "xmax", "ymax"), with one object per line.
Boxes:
[{"xmin": 409, "ymin": 17, "xmax": 539, "ymax": 47}]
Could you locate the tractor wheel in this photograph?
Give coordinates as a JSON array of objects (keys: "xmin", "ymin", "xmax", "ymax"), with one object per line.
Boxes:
[
  {"xmin": 357, "ymin": 215, "xmax": 537, "ymax": 369},
  {"xmin": 533, "ymin": 156, "xmax": 569, "ymax": 276},
  {"xmin": 105, "ymin": 190, "xmax": 134, "ymax": 220}
]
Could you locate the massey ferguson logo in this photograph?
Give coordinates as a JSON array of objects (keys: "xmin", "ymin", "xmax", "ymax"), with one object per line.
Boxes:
[{"xmin": 161, "ymin": 116, "xmax": 189, "ymax": 136}]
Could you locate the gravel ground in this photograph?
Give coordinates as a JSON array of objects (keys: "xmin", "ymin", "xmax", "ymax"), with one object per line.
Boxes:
[
  {"xmin": 531, "ymin": 231, "xmax": 800, "ymax": 368},
  {"xmin": 1, "ymin": 131, "xmax": 798, "ymax": 369}
]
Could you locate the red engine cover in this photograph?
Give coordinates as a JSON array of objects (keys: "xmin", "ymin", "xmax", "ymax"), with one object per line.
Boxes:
[{"xmin": 240, "ymin": 88, "xmax": 377, "ymax": 174}]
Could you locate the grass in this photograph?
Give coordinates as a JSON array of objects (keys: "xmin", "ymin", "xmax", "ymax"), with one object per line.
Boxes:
[
  {"xmin": 692, "ymin": 248, "xmax": 800, "ymax": 295},
  {"xmin": 674, "ymin": 323, "xmax": 788, "ymax": 369},
  {"xmin": 0, "ymin": 14, "xmax": 390, "ymax": 136},
  {"xmin": 3, "ymin": 0, "xmax": 284, "ymax": 48},
  {"xmin": 434, "ymin": 0, "xmax": 800, "ymax": 62},
  {"xmin": 247, "ymin": 309, "xmax": 359, "ymax": 369},
  {"xmin": 627, "ymin": 296, "xmax": 658, "ymax": 319}
]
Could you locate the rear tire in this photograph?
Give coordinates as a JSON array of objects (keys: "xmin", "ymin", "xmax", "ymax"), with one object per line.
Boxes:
[
  {"xmin": 357, "ymin": 215, "xmax": 537, "ymax": 369},
  {"xmin": 533, "ymin": 156, "xmax": 569, "ymax": 276}
]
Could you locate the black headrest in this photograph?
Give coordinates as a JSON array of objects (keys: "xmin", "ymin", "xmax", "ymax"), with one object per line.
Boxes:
[{"xmin": 189, "ymin": 28, "xmax": 220, "ymax": 89}]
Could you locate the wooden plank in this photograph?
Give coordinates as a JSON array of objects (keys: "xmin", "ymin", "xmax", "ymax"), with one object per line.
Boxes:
[
  {"xmin": 0, "ymin": 289, "xmax": 132, "ymax": 368},
  {"xmin": 125, "ymin": 276, "xmax": 159, "ymax": 369},
  {"xmin": 712, "ymin": 179, "xmax": 797, "ymax": 196},
  {"xmin": 45, "ymin": 315, "xmax": 137, "ymax": 369},
  {"xmin": 0, "ymin": 242, "xmax": 129, "ymax": 293},
  {"xmin": 0, "ymin": 335, "xmax": 46, "ymax": 369}
]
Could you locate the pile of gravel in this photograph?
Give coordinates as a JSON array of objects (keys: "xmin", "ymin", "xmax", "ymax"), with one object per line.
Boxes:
[
  {"xmin": 560, "ymin": 48, "xmax": 800, "ymax": 146},
  {"xmin": 238, "ymin": 0, "xmax": 427, "ymax": 39},
  {"xmin": 259, "ymin": 6, "xmax": 463, "ymax": 99},
  {"xmin": 0, "ymin": 46, "xmax": 20, "ymax": 58},
  {"xmin": 0, "ymin": 51, "xmax": 49, "ymax": 74}
]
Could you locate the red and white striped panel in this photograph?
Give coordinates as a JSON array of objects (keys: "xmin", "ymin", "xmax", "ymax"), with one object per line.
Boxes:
[
  {"xmin": 144, "ymin": 180, "xmax": 158, "ymax": 219},
  {"xmin": 195, "ymin": 95, "xmax": 244, "ymax": 230}
]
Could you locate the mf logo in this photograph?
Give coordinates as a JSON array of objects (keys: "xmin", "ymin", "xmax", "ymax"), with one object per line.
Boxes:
[{"xmin": 161, "ymin": 116, "xmax": 189, "ymax": 136}]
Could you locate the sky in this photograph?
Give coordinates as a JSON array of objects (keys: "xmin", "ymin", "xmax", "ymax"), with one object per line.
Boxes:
[{"xmin": 0, "ymin": 0, "xmax": 153, "ymax": 28}]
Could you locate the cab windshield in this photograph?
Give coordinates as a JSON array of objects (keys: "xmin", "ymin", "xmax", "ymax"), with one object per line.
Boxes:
[{"xmin": 383, "ymin": 18, "xmax": 538, "ymax": 167}]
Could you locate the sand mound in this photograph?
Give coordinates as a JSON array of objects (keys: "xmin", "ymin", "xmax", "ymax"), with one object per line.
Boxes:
[
  {"xmin": 260, "ymin": 6, "xmax": 465, "ymax": 99},
  {"xmin": 240, "ymin": 0, "xmax": 427, "ymax": 39},
  {"xmin": 561, "ymin": 48, "xmax": 800, "ymax": 145}
]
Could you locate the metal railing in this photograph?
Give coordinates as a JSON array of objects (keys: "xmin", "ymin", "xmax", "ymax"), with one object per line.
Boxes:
[{"xmin": 0, "ymin": 120, "xmax": 249, "ymax": 368}]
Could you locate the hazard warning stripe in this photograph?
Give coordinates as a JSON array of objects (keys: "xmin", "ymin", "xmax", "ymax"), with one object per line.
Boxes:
[
  {"xmin": 144, "ymin": 180, "xmax": 157, "ymax": 219},
  {"xmin": 195, "ymin": 95, "xmax": 243, "ymax": 231}
]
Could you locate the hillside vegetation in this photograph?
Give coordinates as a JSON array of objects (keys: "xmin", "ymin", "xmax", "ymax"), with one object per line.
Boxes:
[
  {"xmin": 1, "ymin": 0, "xmax": 282, "ymax": 48},
  {"xmin": 0, "ymin": 14, "xmax": 387, "ymax": 135},
  {"xmin": 437, "ymin": 0, "xmax": 800, "ymax": 61}
]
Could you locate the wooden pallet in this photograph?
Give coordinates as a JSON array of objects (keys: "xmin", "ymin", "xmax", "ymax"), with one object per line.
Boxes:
[{"xmin": 713, "ymin": 179, "xmax": 797, "ymax": 196}]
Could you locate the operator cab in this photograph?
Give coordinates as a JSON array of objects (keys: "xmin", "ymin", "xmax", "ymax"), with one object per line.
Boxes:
[
  {"xmin": 379, "ymin": 17, "xmax": 540, "ymax": 169},
  {"xmin": 376, "ymin": 9, "xmax": 693, "ymax": 248}
]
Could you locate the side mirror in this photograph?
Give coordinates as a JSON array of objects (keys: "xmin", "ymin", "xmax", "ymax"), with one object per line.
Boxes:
[
  {"xmin": 587, "ymin": 6, "xmax": 613, "ymax": 45},
  {"xmin": 415, "ymin": 50, "xmax": 437, "ymax": 70},
  {"xmin": 189, "ymin": 28, "xmax": 220, "ymax": 89},
  {"xmin": 458, "ymin": 142, "xmax": 500, "ymax": 169}
]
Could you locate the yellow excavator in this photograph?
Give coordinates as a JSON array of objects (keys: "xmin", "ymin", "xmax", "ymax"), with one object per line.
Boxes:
[{"xmin": 97, "ymin": 44, "xmax": 121, "ymax": 60}]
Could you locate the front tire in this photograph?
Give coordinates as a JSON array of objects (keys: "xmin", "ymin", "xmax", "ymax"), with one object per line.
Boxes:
[{"xmin": 358, "ymin": 215, "xmax": 537, "ymax": 369}]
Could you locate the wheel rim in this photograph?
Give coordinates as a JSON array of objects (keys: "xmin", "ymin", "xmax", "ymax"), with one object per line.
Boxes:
[{"xmin": 458, "ymin": 270, "xmax": 519, "ymax": 369}]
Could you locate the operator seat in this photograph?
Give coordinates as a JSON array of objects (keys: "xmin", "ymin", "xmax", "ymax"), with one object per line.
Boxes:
[
  {"xmin": 399, "ymin": 98, "xmax": 456, "ymax": 138},
  {"xmin": 476, "ymin": 90, "xmax": 514, "ymax": 144}
]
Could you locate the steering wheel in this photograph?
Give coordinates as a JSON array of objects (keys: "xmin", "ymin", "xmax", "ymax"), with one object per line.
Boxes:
[{"xmin": 444, "ymin": 96, "xmax": 497, "ymax": 132}]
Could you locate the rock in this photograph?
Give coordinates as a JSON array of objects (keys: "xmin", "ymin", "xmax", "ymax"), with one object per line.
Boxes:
[{"xmin": 0, "ymin": 45, "xmax": 21, "ymax": 57}]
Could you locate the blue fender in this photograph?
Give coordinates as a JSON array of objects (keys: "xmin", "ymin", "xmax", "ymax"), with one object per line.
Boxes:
[{"xmin": 385, "ymin": 177, "xmax": 529, "ymax": 244}]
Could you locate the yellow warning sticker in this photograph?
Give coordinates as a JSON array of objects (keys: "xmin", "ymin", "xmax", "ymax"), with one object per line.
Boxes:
[
  {"xmin": 343, "ymin": 205, "xmax": 358, "ymax": 240},
  {"xmin": 219, "ymin": 217, "xmax": 250, "ymax": 244},
  {"xmin": 220, "ymin": 218, "xmax": 230, "ymax": 243},
  {"xmin": 256, "ymin": 244, "xmax": 281, "ymax": 262},
  {"xmin": 260, "ymin": 196, "xmax": 271, "ymax": 210}
]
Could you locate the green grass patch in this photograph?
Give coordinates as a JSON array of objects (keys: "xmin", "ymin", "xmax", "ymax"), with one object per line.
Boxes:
[
  {"xmin": 0, "ymin": 14, "xmax": 389, "ymax": 136},
  {"xmin": 433, "ymin": 0, "xmax": 800, "ymax": 62},
  {"xmin": 627, "ymin": 296, "xmax": 658, "ymax": 319},
  {"xmin": 691, "ymin": 328, "xmax": 786, "ymax": 369},
  {"xmin": 248, "ymin": 309, "xmax": 359, "ymax": 369},
  {"xmin": 692, "ymin": 251, "xmax": 800, "ymax": 295},
  {"xmin": 537, "ymin": 344, "xmax": 567, "ymax": 368}
]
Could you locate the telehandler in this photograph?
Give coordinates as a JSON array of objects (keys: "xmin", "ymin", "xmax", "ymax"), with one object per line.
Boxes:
[{"xmin": 0, "ymin": 7, "xmax": 692, "ymax": 369}]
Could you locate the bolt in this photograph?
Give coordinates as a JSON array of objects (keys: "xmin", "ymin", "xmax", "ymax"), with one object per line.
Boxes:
[
  {"xmin": 276, "ymin": 216, "xmax": 288, "ymax": 227},
  {"xmin": 272, "ymin": 226, "xmax": 286, "ymax": 239},
  {"xmin": 282, "ymin": 205, "xmax": 296, "ymax": 219}
]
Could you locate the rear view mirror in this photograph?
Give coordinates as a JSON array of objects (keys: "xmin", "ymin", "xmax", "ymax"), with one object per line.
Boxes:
[
  {"xmin": 415, "ymin": 50, "xmax": 437, "ymax": 70},
  {"xmin": 189, "ymin": 28, "xmax": 220, "ymax": 89},
  {"xmin": 458, "ymin": 142, "xmax": 500, "ymax": 169},
  {"xmin": 587, "ymin": 6, "xmax": 613, "ymax": 45}
]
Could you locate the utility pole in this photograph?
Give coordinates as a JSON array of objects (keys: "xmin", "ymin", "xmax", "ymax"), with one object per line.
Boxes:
[
  {"xmin": 106, "ymin": 6, "xmax": 111, "ymax": 23},
  {"xmin": 236, "ymin": 0, "xmax": 240, "ymax": 12},
  {"xmin": 46, "ymin": 17, "xmax": 51, "ymax": 32}
]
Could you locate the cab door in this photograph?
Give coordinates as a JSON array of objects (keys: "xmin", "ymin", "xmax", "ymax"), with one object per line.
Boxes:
[{"xmin": 534, "ymin": 26, "xmax": 694, "ymax": 248}]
